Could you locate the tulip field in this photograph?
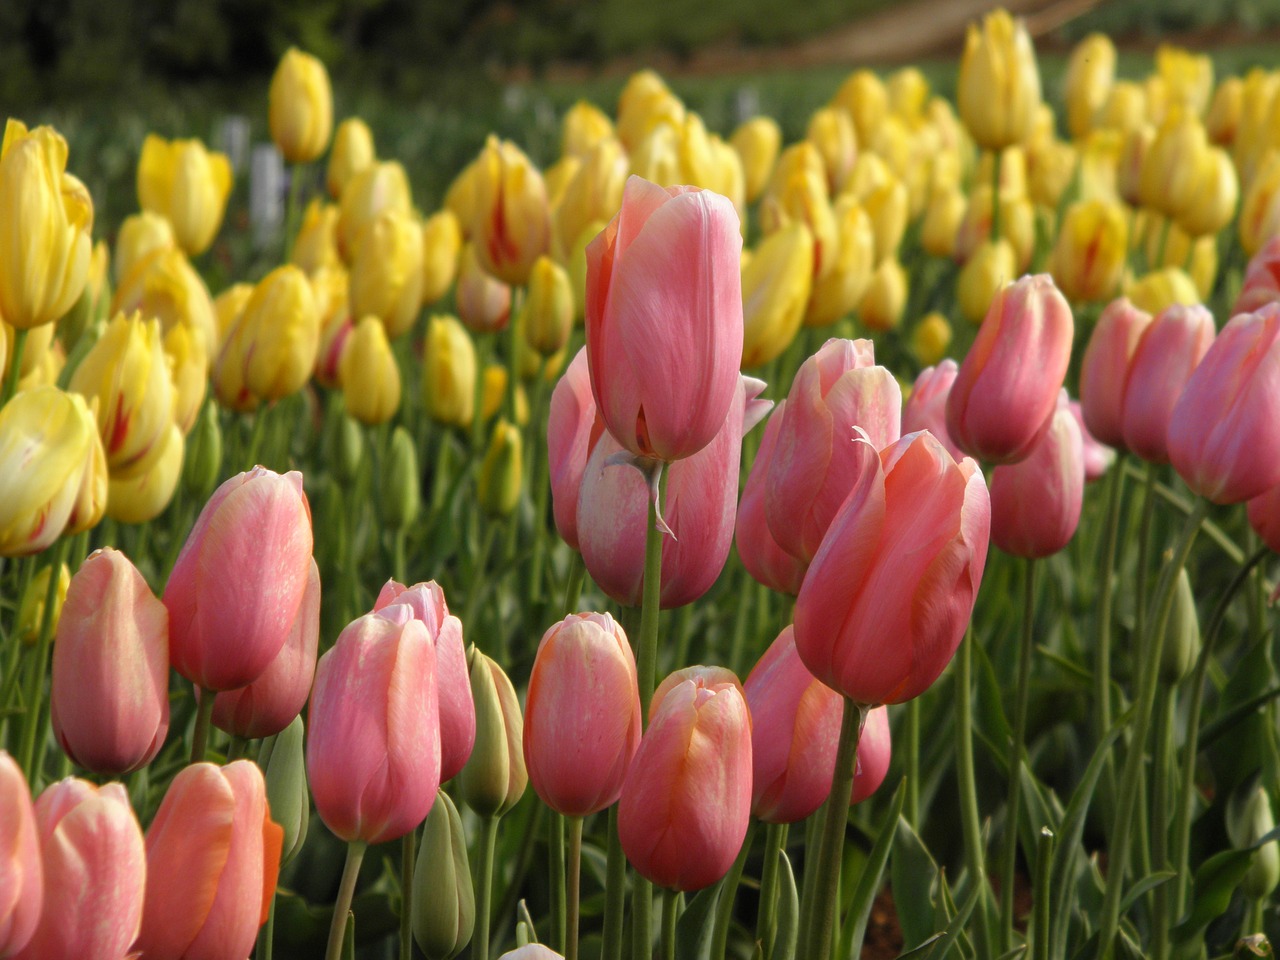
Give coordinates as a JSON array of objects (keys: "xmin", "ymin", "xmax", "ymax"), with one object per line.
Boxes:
[{"xmin": 7, "ymin": 8, "xmax": 1280, "ymax": 960}]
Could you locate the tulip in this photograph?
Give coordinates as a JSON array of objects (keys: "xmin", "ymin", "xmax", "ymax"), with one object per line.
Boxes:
[
  {"xmin": 957, "ymin": 10, "xmax": 1042, "ymax": 151},
  {"xmin": 1120, "ymin": 303, "xmax": 1215, "ymax": 464},
  {"xmin": 830, "ymin": 70, "xmax": 888, "ymax": 145},
  {"xmin": 1169, "ymin": 305, "xmax": 1280, "ymax": 504},
  {"xmin": 456, "ymin": 243, "xmax": 512, "ymax": 334},
  {"xmin": 1177, "ymin": 146, "xmax": 1239, "ymax": 237},
  {"xmin": 955, "ymin": 186, "xmax": 1035, "ymax": 272},
  {"xmin": 349, "ymin": 208, "xmax": 425, "ymax": 339},
  {"xmin": 1235, "ymin": 237, "xmax": 1280, "ymax": 315},
  {"xmin": 618, "ymin": 666, "xmax": 752, "ymax": 891},
  {"xmin": 0, "ymin": 386, "xmax": 105, "ymax": 556},
  {"xmin": 458, "ymin": 649, "xmax": 527, "ymax": 819},
  {"xmin": 1125, "ymin": 266, "xmax": 1200, "ymax": 316},
  {"xmin": 911, "ymin": 312, "xmax": 953, "ymax": 367},
  {"xmin": 1207, "ymin": 76, "xmax": 1243, "ymax": 145},
  {"xmin": 13, "ymin": 561, "xmax": 69, "ymax": 646},
  {"xmin": 806, "ymin": 107, "xmax": 857, "ymax": 194},
  {"xmin": 269, "ymin": 47, "xmax": 333, "ymax": 164},
  {"xmin": 112, "ymin": 247, "xmax": 217, "ymax": 364},
  {"xmin": 731, "ymin": 116, "xmax": 782, "ymax": 203},
  {"xmin": 957, "ymin": 238, "xmax": 1017, "ymax": 325},
  {"xmin": 424, "ymin": 314, "xmax": 477, "ymax": 428},
  {"xmin": 735, "ymin": 401, "xmax": 808, "ymax": 596},
  {"xmin": 805, "ymin": 197, "xmax": 874, "ymax": 329},
  {"xmin": 795, "ymin": 430, "xmax": 990, "ymax": 705},
  {"xmin": 106, "ymin": 422, "xmax": 184, "ymax": 524},
  {"xmin": 421, "ymin": 210, "xmax": 463, "ymax": 307},
  {"xmin": 135, "ymin": 761, "xmax": 282, "ymax": 960},
  {"xmin": 902, "ymin": 360, "xmax": 964, "ymax": 461},
  {"xmin": 1139, "ymin": 114, "xmax": 1210, "ymax": 219},
  {"xmin": 616, "ymin": 70, "xmax": 685, "ymax": 152},
  {"xmin": 947, "ymin": 274, "xmax": 1074, "ymax": 464},
  {"xmin": 578, "ymin": 377, "xmax": 768, "ymax": 608},
  {"xmin": 561, "ymin": 100, "xmax": 614, "ymax": 159},
  {"xmin": 338, "ymin": 160, "xmax": 412, "ymax": 257},
  {"xmin": 746, "ymin": 627, "xmax": 891, "ymax": 824},
  {"xmin": 215, "ymin": 264, "xmax": 319, "ymax": 408},
  {"xmin": 920, "ymin": 186, "xmax": 966, "ymax": 259},
  {"xmin": 115, "ymin": 211, "xmax": 176, "ymax": 283},
  {"xmin": 1068, "ymin": 400, "xmax": 1116, "ymax": 483},
  {"xmin": 382, "ymin": 426, "xmax": 421, "ymax": 531},
  {"xmin": 292, "ymin": 197, "xmax": 343, "ymax": 277},
  {"xmin": 864, "ymin": 178, "xmax": 908, "ymax": 265},
  {"xmin": 547, "ymin": 349, "xmax": 597, "ymax": 551},
  {"xmin": 470, "ymin": 136, "xmax": 551, "ymax": 286},
  {"xmin": 628, "ymin": 125, "xmax": 680, "ymax": 187},
  {"xmin": 765, "ymin": 339, "xmax": 900, "ymax": 563},
  {"xmin": 1065, "ymin": 34, "xmax": 1116, "ymax": 139},
  {"xmin": 214, "ymin": 281, "xmax": 255, "ymax": 349},
  {"xmin": 524, "ymin": 613, "xmax": 642, "ymax": 817},
  {"xmin": 522, "ymin": 256, "xmax": 574, "ymax": 357},
  {"xmin": 741, "ymin": 223, "xmax": 814, "ymax": 367},
  {"xmin": 136, "ymin": 135, "xmax": 233, "ymax": 256},
  {"xmin": 478, "ymin": 419, "xmax": 523, "ymax": 518},
  {"xmin": 0, "ymin": 753, "xmax": 41, "ymax": 957},
  {"xmin": 412, "ymin": 790, "xmax": 475, "ymax": 960},
  {"xmin": 341, "ymin": 316, "xmax": 402, "ymax": 425},
  {"xmin": 1049, "ymin": 200, "xmax": 1129, "ymax": 304},
  {"xmin": 164, "ymin": 467, "xmax": 314, "ymax": 691},
  {"xmin": 1157, "ymin": 44, "xmax": 1214, "ymax": 117},
  {"xmin": 327, "ymin": 117, "xmax": 375, "ymax": 200},
  {"xmin": 12, "ymin": 779, "xmax": 145, "ymax": 960},
  {"xmin": 0, "ymin": 120, "xmax": 93, "ymax": 331},
  {"xmin": 586, "ymin": 176, "xmax": 743, "ymax": 462},
  {"xmin": 553, "ymin": 138, "xmax": 628, "ymax": 262},
  {"xmin": 858, "ymin": 258, "xmax": 907, "ymax": 332},
  {"xmin": 1078, "ymin": 298, "xmax": 1153, "ymax": 448}
]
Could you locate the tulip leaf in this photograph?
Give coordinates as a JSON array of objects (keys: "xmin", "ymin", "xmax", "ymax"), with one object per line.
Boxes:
[
  {"xmin": 893, "ymin": 878, "xmax": 982, "ymax": 960},
  {"xmin": 674, "ymin": 883, "xmax": 720, "ymax": 960},
  {"xmin": 1118, "ymin": 870, "xmax": 1177, "ymax": 915},
  {"xmin": 891, "ymin": 813, "xmax": 942, "ymax": 950},
  {"xmin": 1172, "ymin": 827, "xmax": 1280, "ymax": 944},
  {"xmin": 840, "ymin": 779, "xmax": 905, "ymax": 958},
  {"xmin": 1199, "ymin": 686, "xmax": 1280, "ymax": 750},
  {"xmin": 772, "ymin": 849, "xmax": 799, "ymax": 960}
]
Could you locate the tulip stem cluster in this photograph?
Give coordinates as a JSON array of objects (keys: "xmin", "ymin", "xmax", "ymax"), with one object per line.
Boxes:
[{"xmin": 16, "ymin": 536, "xmax": 68, "ymax": 782}]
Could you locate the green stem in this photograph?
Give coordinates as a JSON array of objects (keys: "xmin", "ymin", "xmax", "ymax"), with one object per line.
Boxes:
[
  {"xmin": 461, "ymin": 524, "xmax": 499, "ymax": 640},
  {"xmin": 1, "ymin": 328, "xmax": 29, "ymax": 407},
  {"xmin": 603, "ymin": 806, "xmax": 626, "ymax": 960},
  {"xmin": 475, "ymin": 815, "xmax": 499, "ymax": 960},
  {"xmin": 227, "ymin": 735, "xmax": 250, "ymax": 762},
  {"xmin": 990, "ymin": 148, "xmax": 1003, "ymax": 245},
  {"xmin": 1121, "ymin": 460, "xmax": 1243, "ymax": 564},
  {"xmin": 632, "ymin": 877, "xmax": 653, "ymax": 960},
  {"xmin": 756, "ymin": 822, "xmax": 788, "ymax": 956},
  {"xmin": 567, "ymin": 816, "xmax": 584, "ymax": 960},
  {"xmin": 401, "ymin": 829, "xmax": 415, "ymax": 960},
  {"xmin": 1095, "ymin": 499, "xmax": 1210, "ymax": 959},
  {"xmin": 1134, "ymin": 461, "xmax": 1159, "ymax": 650},
  {"xmin": 802, "ymin": 697, "xmax": 868, "ymax": 960},
  {"xmin": 325, "ymin": 841, "xmax": 367, "ymax": 960},
  {"xmin": 257, "ymin": 889, "xmax": 277, "ymax": 960},
  {"xmin": 661, "ymin": 888, "xmax": 678, "ymax": 960},
  {"xmin": 562, "ymin": 553, "xmax": 585, "ymax": 616},
  {"xmin": 505, "ymin": 291, "xmax": 522, "ymax": 423},
  {"xmin": 471, "ymin": 335, "xmax": 493, "ymax": 455},
  {"xmin": 551, "ymin": 813, "xmax": 566, "ymax": 953},
  {"xmin": 637, "ymin": 462, "xmax": 666, "ymax": 712},
  {"xmin": 18, "ymin": 537, "xmax": 69, "ymax": 782},
  {"xmin": 956, "ymin": 627, "xmax": 994, "ymax": 953},
  {"xmin": 711, "ymin": 820, "xmax": 755, "ymax": 960},
  {"xmin": 904, "ymin": 698, "xmax": 920, "ymax": 828},
  {"xmin": 1153, "ymin": 215, "xmax": 1172, "ymax": 271},
  {"xmin": 283, "ymin": 163, "xmax": 304, "ymax": 263},
  {"xmin": 190, "ymin": 688, "xmax": 216, "ymax": 764},
  {"xmin": 1033, "ymin": 828, "xmax": 1054, "ymax": 960},
  {"xmin": 1094, "ymin": 458, "xmax": 1126, "ymax": 826},
  {"xmin": 1150, "ymin": 686, "xmax": 1176, "ymax": 960},
  {"xmin": 1000, "ymin": 557, "xmax": 1037, "ymax": 951},
  {"xmin": 246, "ymin": 404, "xmax": 271, "ymax": 469}
]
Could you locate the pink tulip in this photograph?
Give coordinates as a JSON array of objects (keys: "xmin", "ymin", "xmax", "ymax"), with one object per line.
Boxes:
[
  {"xmin": 946, "ymin": 274, "xmax": 1074, "ymax": 464},
  {"xmin": 1078, "ymin": 298, "xmax": 1153, "ymax": 449},
  {"xmin": 523, "ymin": 613, "xmax": 642, "ymax": 817},
  {"xmin": 1248, "ymin": 484, "xmax": 1280, "ymax": 553},
  {"xmin": 1120, "ymin": 303, "xmax": 1215, "ymax": 464},
  {"xmin": 547, "ymin": 348, "xmax": 600, "ymax": 551},
  {"xmin": 135, "ymin": 761, "xmax": 282, "ymax": 960},
  {"xmin": 13, "ymin": 779, "xmax": 144, "ymax": 960},
  {"xmin": 735, "ymin": 401, "xmax": 807, "ymax": 596},
  {"xmin": 745, "ymin": 626, "xmax": 891, "ymax": 824},
  {"xmin": 51, "ymin": 548, "xmax": 170, "ymax": 775},
  {"xmin": 1069, "ymin": 400, "xmax": 1115, "ymax": 482},
  {"xmin": 1169, "ymin": 305, "xmax": 1280, "ymax": 503},
  {"xmin": 901, "ymin": 360, "xmax": 964, "ymax": 462},
  {"xmin": 765, "ymin": 339, "xmax": 901, "ymax": 563},
  {"xmin": 585, "ymin": 176, "xmax": 744, "ymax": 462},
  {"xmin": 210, "ymin": 558, "xmax": 321, "ymax": 740},
  {"xmin": 794, "ymin": 430, "xmax": 990, "ymax": 705},
  {"xmin": 0, "ymin": 753, "xmax": 41, "ymax": 958},
  {"xmin": 990, "ymin": 393, "xmax": 1085, "ymax": 558},
  {"xmin": 307, "ymin": 612, "xmax": 441, "ymax": 844},
  {"xmin": 618, "ymin": 666, "xmax": 752, "ymax": 892},
  {"xmin": 1233, "ymin": 236, "xmax": 1280, "ymax": 316},
  {"xmin": 164, "ymin": 467, "xmax": 315, "ymax": 691},
  {"xmin": 374, "ymin": 579, "xmax": 474, "ymax": 783},
  {"xmin": 498, "ymin": 947, "xmax": 564, "ymax": 960},
  {"xmin": 578, "ymin": 377, "xmax": 769, "ymax": 608}
]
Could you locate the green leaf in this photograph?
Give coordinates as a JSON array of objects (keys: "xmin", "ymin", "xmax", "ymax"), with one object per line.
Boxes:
[
  {"xmin": 1172, "ymin": 846, "xmax": 1265, "ymax": 943},
  {"xmin": 1200, "ymin": 686, "xmax": 1280, "ymax": 749},
  {"xmin": 773, "ymin": 850, "xmax": 800, "ymax": 960},
  {"xmin": 914, "ymin": 879, "xmax": 982, "ymax": 960},
  {"xmin": 675, "ymin": 884, "xmax": 720, "ymax": 960},
  {"xmin": 1119, "ymin": 870, "xmax": 1177, "ymax": 915},
  {"xmin": 841, "ymin": 780, "xmax": 905, "ymax": 958},
  {"xmin": 892, "ymin": 814, "xmax": 942, "ymax": 950}
]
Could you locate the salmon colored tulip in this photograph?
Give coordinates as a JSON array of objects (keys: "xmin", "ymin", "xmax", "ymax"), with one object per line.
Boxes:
[
  {"xmin": 210, "ymin": 558, "xmax": 321, "ymax": 740},
  {"xmin": 735, "ymin": 401, "xmax": 807, "ymax": 596},
  {"xmin": 307, "ymin": 612, "xmax": 441, "ymax": 844},
  {"xmin": 990, "ymin": 393, "xmax": 1085, "ymax": 558},
  {"xmin": 0, "ymin": 753, "xmax": 41, "ymax": 958},
  {"xmin": 135, "ymin": 760, "xmax": 282, "ymax": 960},
  {"xmin": 1070, "ymin": 400, "xmax": 1116, "ymax": 482},
  {"xmin": 585, "ymin": 176, "xmax": 744, "ymax": 462},
  {"xmin": 947, "ymin": 273, "xmax": 1074, "ymax": 464},
  {"xmin": 1169, "ymin": 305, "xmax": 1280, "ymax": 504},
  {"xmin": 1233, "ymin": 236, "xmax": 1280, "ymax": 315},
  {"xmin": 766, "ymin": 339, "xmax": 901, "ymax": 563},
  {"xmin": 164, "ymin": 467, "xmax": 315, "ymax": 691},
  {"xmin": 577, "ymin": 377, "xmax": 769, "ymax": 608},
  {"xmin": 13, "ymin": 779, "xmax": 144, "ymax": 960},
  {"xmin": 456, "ymin": 243, "xmax": 512, "ymax": 334},
  {"xmin": 745, "ymin": 626, "xmax": 891, "ymax": 824},
  {"xmin": 618, "ymin": 667, "xmax": 752, "ymax": 892},
  {"xmin": 794, "ymin": 430, "xmax": 990, "ymax": 705},
  {"xmin": 1248, "ymin": 483, "xmax": 1280, "ymax": 553},
  {"xmin": 1121, "ymin": 303, "xmax": 1215, "ymax": 465},
  {"xmin": 901, "ymin": 360, "xmax": 964, "ymax": 462},
  {"xmin": 547, "ymin": 349, "xmax": 599, "ymax": 552},
  {"xmin": 523, "ymin": 613, "xmax": 642, "ymax": 817},
  {"xmin": 51, "ymin": 548, "xmax": 169, "ymax": 775},
  {"xmin": 373, "ymin": 579, "xmax": 474, "ymax": 783},
  {"xmin": 1078, "ymin": 298, "xmax": 1153, "ymax": 449}
]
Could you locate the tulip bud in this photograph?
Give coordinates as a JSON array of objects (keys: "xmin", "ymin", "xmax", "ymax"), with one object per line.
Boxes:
[
  {"xmin": 1049, "ymin": 200, "xmax": 1129, "ymax": 304},
  {"xmin": 115, "ymin": 211, "xmax": 175, "ymax": 284},
  {"xmin": 478, "ymin": 419, "xmax": 522, "ymax": 518},
  {"xmin": 1139, "ymin": 114, "xmax": 1210, "ymax": 219},
  {"xmin": 458, "ymin": 648, "xmax": 527, "ymax": 818},
  {"xmin": 806, "ymin": 107, "xmax": 857, "ymax": 194},
  {"xmin": 864, "ymin": 178, "xmax": 908, "ymax": 264},
  {"xmin": 958, "ymin": 10, "xmax": 1042, "ymax": 151},
  {"xmin": 350, "ymin": 208, "xmax": 425, "ymax": 338},
  {"xmin": 741, "ymin": 223, "xmax": 813, "ymax": 367},
  {"xmin": 912, "ymin": 312, "xmax": 953, "ymax": 366},
  {"xmin": 0, "ymin": 754, "xmax": 43, "ymax": 957},
  {"xmin": 1158, "ymin": 567, "xmax": 1201, "ymax": 683},
  {"xmin": 552, "ymin": 138, "xmax": 628, "ymax": 263},
  {"xmin": 902, "ymin": 360, "xmax": 965, "ymax": 461},
  {"xmin": 217, "ymin": 264, "xmax": 320, "ymax": 408},
  {"xmin": 522, "ymin": 256, "xmax": 574, "ymax": 357},
  {"xmin": 805, "ymin": 197, "xmax": 874, "ymax": 329},
  {"xmin": 382, "ymin": 426, "xmax": 422, "ymax": 530},
  {"xmin": 182, "ymin": 399, "xmax": 222, "ymax": 500},
  {"xmin": 471, "ymin": 136, "xmax": 551, "ymax": 286},
  {"xmin": 269, "ymin": 48, "xmax": 333, "ymax": 164},
  {"xmin": 731, "ymin": 116, "xmax": 782, "ymax": 203},
  {"xmin": 1175, "ymin": 146, "xmax": 1239, "ymax": 238},
  {"xmin": 15, "ymin": 561, "xmax": 70, "ymax": 645},
  {"xmin": 137, "ymin": 135, "xmax": 233, "ymax": 256},
  {"xmin": 920, "ymin": 186, "xmax": 966, "ymax": 259},
  {"xmin": 1124, "ymin": 267, "xmax": 1200, "ymax": 316},
  {"xmin": 859, "ymin": 258, "xmax": 907, "ymax": 332},
  {"xmin": 617, "ymin": 70, "xmax": 686, "ymax": 152},
  {"xmin": 955, "ymin": 186, "xmax": 1035, "ymax": 271},
  {"xmin": 106, "ymin": 422, "xmax": 184, "ymax": 524},
  {"xmin": 1227, "ymin": 782, "xmax": 1280, "ymax": 900},
  {"xmin": 1206, "ymin": 76, "xmax": 1243, "ymax": 145},
  {"xmin": 957, "ymin": 238, "xmax": 1017, "ymax": 325},
  {"xmin": 456, "ymin": 243, "xmax": 512, "ymax": 334},
  {"xmin": 338, "ymin": 160, "xmax": 412, "ymax": 258},
  {"xmin": 1065, "ymin": 34, "xmax": 1116, "ymax": 139},
  {"xmin": 341, "ymin": 316, "xmax": 401, "ymax": 426},
  {"xmin": 327, "ymin": 117, "xmax": 375, "ymax": 200},
  {"xmin": 422, "ymin": 210, "xmax": 463, "ymax": 307},
  {"xmin": 260, "ymin": 716, "xmax": 311, "ymax": 865},
  {"xmin": 412, "ymin": 790, "xmax": 475, "ymax": 960},
  {"xmin": 423, "ymin": 315, "xmax": 477, "ymax": 429},
  {"xmin": 562, "ymin": 100, "xmax": 614, "ymax": 159}
]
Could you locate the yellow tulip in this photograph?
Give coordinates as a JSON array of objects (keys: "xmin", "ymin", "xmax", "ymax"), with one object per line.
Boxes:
[
  {"xmin": 1240, "ymin": 149, "xmax": 1280, "ymax": 255},
  {"xmin": 806, "ymin": 107, "xmax": 857, "ymax": 194},
  {"xmin": 957, "ymin": 238, "xmax": 1017, "ymax": 324},
  {"xmin": 1048, "ymin": 200, "xmax": 1129, "ymax": 304},
  {"xmin": 164, "ymin": 322, "xmax": 206, "ymax": 435},
  {"xmin": 1077, "ymin": 129, "xmax": 1123, "ymax": 203},
  {"xmin": 0, "ymin": 386, "xmax": 106, "ymax": 555},
  {"xmin": 136, "ymin": 135, "xmax": 232, "ymax": 256},
  {"xmin": 760, "ymin": 169, "xmax": 837, "ymax": 282},
  {"xmin": 707, "ymin": 135, "xmax": 747, "ymax": 227},
  {"xmin": 859, "ymin": 258, "xmax": 907, "ymax": 332},
  {"xmin": 1124, "ymin": 267, "xmax": 1200, "ymax": 315},
  {"xmin": 107, "ymin": 422, "xmax": 183, "ymax": 524},
  {"xmin": 214, "ymin": 282, "xmax": 255, "ymax": 347},
  {"xmin": 806, "ymin": 197, "xmax": 875, "ymax": 329},
  {"xmin": 292, "ymin": 198, "xmax": 342, "ymax": 274},
  {"xmin": 741, "ymin": 223, "xmax": 814, "ymax": 367},
  {"xmin": 456, "ymin": 243, "xmax": 511, "ymax": 334},
  {"xmin": 561, "ymin": 101, "xmax": 615, "ymax": 159},
  {"xmin": 59, "ymin": 237, "xmax": 110, "ymax": 350},
  {"xmin": 338, "ymin": 160, "xmax": 412, "ymax": 259},
  {"xmin": 730, "ymin": 116, "xmax": 782, "ymax": 204},
  {"xmin": 471, "ymin": 136, "xmax": 551, "ymax": 286},
  {"xmin": 1116, "ymin": 123, "xmax": 1156, "ymax": 206},
  {"xmin": 912, "ymin": 312, "xmax": 953, "ymax": 366},
  {"xmin": 14, "ymin": 561, "xmax": 70, "ymax": 645},
  {"xmin": 766, "ymin": 142, "xmax": 827, "ymax": 200},
  {"xmin": 676, "ymin": 113, "xmax": 715, "ymax": 188},
  {"xmin": 268, "ymin": 47, "xmax": 333, "ymax": 164},
  {"xmin": 830, "ymin": 70, "xmax": 888, "ymax": 146},
  {"xmin": 1175, "ymin": 146, "xmax": 1239, "ymax": 237},
  {"xmin": 69, "ymin": 311, "xmax": 175, "ymax": 479},
  {"xmin": 955, "ymin": 185, "xmax": 1035, "ymax": 272},
  {"xmin": 1156, "ymin": 44, "xmax": 1214, "ymax": 120},
  {"xmin": 16, "ymin": 337, "xmax": 64, "ymax": 392},
  {"xmin": 424, "ymin": 314, "xmax": 477, "ymax": 428},
  {"xmin": 481, "ymin": 366, "xmax": 530, "ymax": 424},
  {"xmin": 478, "ymin": 419, "xmax": 522, "ymax": 518},
  {"xmin": 521, "ymin": 256, "xmax": 573, "ymax": 358},
  {"xmin": 1028, "ymin": 139, "xmax": 1078, "ymax": 210},
  {"xmin": 0, "ymin": 120, "xmax": 93, "ymax": 330},
  {"xmin": 444, "ymin": 156, "xmax": 481, "ymax": 240},
  {"xmin": 543, "ymin": 156, "xmax": 582, "ymax": 212},
  {"xmin": 841, "ymin": 151, "xmax": 891, "ymax": 204},
  {"xmin": 616, "ymin": 70, "xmax": 685, "ymax": 151},
  {"xmin": 1206, "ymin": 77, "xmax": 1243, "ymax": 146},
  {"xmin": 215, "ymin": 264, "xmax": 319, "ymax": 408},
  {"xmin": 975, "ymin": 147, "xmax": 1028, "ymax": 199},
  {"xmin": 421, "ymin": 210, "xmax": 463, "ymax": 307},
  {"xmin": 552, "ymin": 137, "xmax": 627, "ymax": 262},
  {"xmin": 341, "ymin": 316, "xmax": 401, "ymax": 426},
  {"xmin": 863, "ymin": 177, "xmax": 908, "ymax": 264},
  {"xmin": 312, "ymin": 266, "xmax": 352, "ymax": 390},
  {"xmin": 888, "ymin": 67, "xmax": 930, "ymax": 121},
  {"xmin": 1097, "ymin": 81, "xmax": 1147, "ymax": 134},
  {"xmin": 1138, "ymin": 114, "xmax": 1210, "ymax": 218},
  {"xmin": 1233, "ymin": 70, "xmax": 1280, "ymax": 188},
  {"xmin": 115, "ymin": 211, "xmax": 176, "ymax": 284},
  {"xmin": 350, "ymin": 208, "xmax": 425, "ymax": 339},
  {"xmin": 111, "ymin": 247, "xmax": 217, "ymax": 363},
  {"xmin": 921, "ymin": 186, "xmax": 967, "ymax": 259},
  {"xmin": 957, "ymin": 10, "xmax": 1042, "ymax": 151},
  {"xmin": 1064, "ymin": 34, "xmax": 1116, "ymax": 139},
  {"xmin": 629, "ymin": 124, "xmax": 681, "ymax": 188},
  {"xmin": 327, "ymin": 117, "xmax": 375, "ymax": 200}
]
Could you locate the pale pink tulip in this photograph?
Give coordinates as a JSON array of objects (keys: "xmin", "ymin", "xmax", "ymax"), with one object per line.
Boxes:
[
  {"xmin": 547, "ymin": 348, "xmax": 600, "ymax": 551},
  {"xmin": 1069, "ymin": 400, "xmax": 1115, "ymax": 482},
  {"xmin": 0, "ymin": 753, "xmax": 41, "ymax": 958},
  {"xmin": 901, "ymin": 360, "xmax": 964, "ymax": 462},
  {"xmin": 1078, "ymin": 298, "xmax": 1153, "ymax": 449},
  {"xmin": 1234, "ymin": 236, "xmax": 1280, "ymax": 315},
  {"xmin": 735, "ymin": 401, "xmax": 807, "ymax": 595}
]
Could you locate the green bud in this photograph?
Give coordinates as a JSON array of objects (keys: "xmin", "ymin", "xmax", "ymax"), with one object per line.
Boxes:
[
  {"xmin": 1227, "ymin": 780, "xmax": 1279, "ymax": 900},
  {"xmin": 477, "ymin": 419, "xmax": 522, "ymax": 518},
  {"xmin": 457, "ymin": 647, "xmax": 527, "ymax": 818},
  {"xmin": 182, "ymin": 400, "xmax": 223, "ymax": 500},
  {"xmin": 260, "ymin": 715, "xmax": 310, "ymax": 866},
  {"xmin": 411, "ymin": 790, "xmax": 474, "ymax": 960},
  {"xmin": 382, "ymin": 426, "xmax": 421, "ymax": 530},
  {"xmin": 323, "ymin": 394, "xmax": 365, "ymax": 486},
  {"xmin": 1160, "ymin": 567, "xmax": 1201, "ymax": 683}
]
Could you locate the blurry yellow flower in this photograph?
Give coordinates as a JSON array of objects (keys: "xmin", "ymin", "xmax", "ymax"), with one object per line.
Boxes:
[
  {"xmin": 327, "ymin": 117, "xmax": 375, "ymax": 200},
  {"xmin": 912, "ymin": 312, "xmax": 953, "ymax": 366},
  {"xmin": 312, "ymin": 266, "xmax": 352, "ymax": 391},
  {"xmin": 1116, "ymin": 123, "xmax": 1155, "ymax": 206},
  {"xmin": 975, "ymin": 146, "xmax": 1028, "ymax": 199},
  {"xmin": 1049, "ymin": 200, "xmax": 1129, "ymax": 303},
  {"xmin": 1206, "ymin": 77, "xmax": 1243, "ymax": 146},
  {"xmin": 543, "ymin": 156, "xmax": 582, "ymax": 212},
  {"xmin": 561, "ymin": 101, "xmax": 614, "ymax": 159},
  {"xmin": 111, "ymin": 247, "xmax": 217, "ymax": 363},
  {"xmin": 338, "ymin": 160, "xmax": 412, "ymax": 259},
  {"xmin": 676, "ymin": 113, "xmax": 715, "ymax": 188},
  {"xmin": 424, "ymin": 314, "xmax": 477, "ymax": 428},
  {"xmin": 1125, "ymin": 267, "xmax": 1201, "ymax": 315},
  {"xmin": 478, "ymin": 418, "xmax": 522, "ymax": 518},
  {"xmin": 15, "ymin": 561, "xmax": 70, "ymax": 645},
  {"xmin": 421, "ymin": 210, "xmax": 463, "ymax": 307},
  {"xmin": 480, "ymin": 365, "xmax": 529, "ymax": 425},
  {"xmin": 955, "ymin": 185, "xmax": 1035, "ymax": 271},
  {"xmin": 741, "ymin": 223, "xmax": 814, "ymax": 367},
  {"xmin": 629, "ymin": 124, "xmax": 681, "ymax": 188},
  {"xmin": 269, "ymin": 47, "xmax": 333, "ymax": 164},
  {"xmin": 1064, "ymin": 33, "xmax": 1116, "ymax": 139},
  {"xmin": 859, "ymin": 257, "xmax": 907, "ymax": 332},
  {"xmin": 341, "ymin": 316, "xmax": 401, "ymax": 426},
  {"xmin": 1097, "ymin": 81, "xmax": 1147, "ymax": 134},
  {"xmin": 107, "ymin": 422, "xmax": 183, "ymax": 524},
  {"xmin": 1138, "ymin": 114, "xmax": 1209, "ymax": 218},
  {"xmin": 215, "ymin": 264, "xmax": 319, "ymax": 409},
  {"xmin": 806, "ymin": 197, "xmax": 875, "ymax": 329},
  {"xmin": 957, "ymin": 238, "xmax": 1017, "ymax": 324},
  {"xmin": 921, "ymin": 186, "xmax": 967, "ymax": 259},
  {"xmin": 830, "ymin": 70, "xmax": 888, "ymax": 146},
  {"xmin": 1028, "ymin": 139, "xmax": 1078, "ymax": 210},
  {"xmin": 1240, "ymin": 149, "xmax": 1280, "ymax": 255},
  {"xmin": 806, "ymin": 107, "xmax": 857, "ymax": 194},
  {"xmin": 136, "ymin": 135, "xmax": 232, "ymax": 256},
  {"xmin": 616, "ymin": 70, "xmax": 685, "ymax": 152},
  {"xmin": 115, "ymin": 211, "xmax": 176, "ymax": 283},
  {"xmin": 1077, "ymin": 129, "xmax": 1123, "ymax": 202},
  {"xmin": 707, "ymin": 135, "xmax": 747, "ymax": 226},
  {"xmin": 214, "ymin": 282, "xmax": 255, "ymax": 347},
  {"xmin": 444, "ymin": 156, "xmax": 480, "ymax": 240},
  {"xmin": 291, "ymin": 198, "xmax": 342, "ymax": 274},
  {"xmin": 1233, "ymin": 70, "xmax": 1280, "ymax": 188},
  {"xmin": 888, "ymin": 67, "xmax": 930, "ymax": 121},
  {"xmin": 456, "ymin": 243, "xmax": 511, "ymax": 334},
  {"xmin": 553, "ymin": 137, "xmax": 627, "ymax": 262},
  {"xmin": 521, "ymin": 256, "xmax": 573, "ymax": 358},
  {"xmin": 957, "ymin": 10, "xmax": 1042, "ymax": 151},
  {"xmin": 472, "ymin": 136, "xmax": 551, "ymax": 286},
  {"xmin": 350, "ymin": 208, "xmax": 425, "ymax": 339},
  {"xmin": 1156, "ymin": 44, "xmax": 1214, "ymax": 119},
  {"xmin": 164, "ymin": 322, "xmax": 206, "ymax": 435},
  {"xmin": 863, "ymin": 177, "xmax": 908, "ymax": 264},
  {"xmin": 730, "ymin": 116, "xmax": 782, "ymax": 204},
  {"xmin": 1175, "ymin": 146, "xmax": 1239, "ymax": 237}
]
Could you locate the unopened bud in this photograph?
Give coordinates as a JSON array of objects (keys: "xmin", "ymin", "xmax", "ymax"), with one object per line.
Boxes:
[{"xmin": 411, "ymin": 790, "xmax": 475, "ymax": 960}]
